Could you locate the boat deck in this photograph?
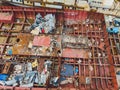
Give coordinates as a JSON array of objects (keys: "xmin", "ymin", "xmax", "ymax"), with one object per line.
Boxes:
[{"xmin": 0, "ymin": 6, "xmax": 118, "ymax": 90}]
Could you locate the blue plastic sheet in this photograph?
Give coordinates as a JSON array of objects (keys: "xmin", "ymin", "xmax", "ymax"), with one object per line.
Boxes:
[
  {"xmin": 116, "ymin": 71, "xmax": 120, "ymax": 75},
  {"xmin": 0, "ymin": 74, "xmax": 9, "ymax": 81},
  {"xmin": 60, "ymin": 64, "xmax": 74, "ymax": 76},
  {"xmin": 75, "ymin": 67, "xmax": 79, "ymax": 74},
  {"xmin": 7, "ymin": 49, "xmax": 12, "ymax": 55},
  {"xmin": 107, "ymin": 27, "xmax": 119, "ymax": 34},
  {"xmin": 114, "ymin": 20, "xmax": 120, "ymax": 26}
]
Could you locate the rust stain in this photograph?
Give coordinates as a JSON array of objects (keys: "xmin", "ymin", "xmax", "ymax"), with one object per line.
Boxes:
[
  {"xmin": 12, "ymin": 33, "xmax": 32, "ymax": 55},
  {"xmin": 98, "ymin": 42, "xmax": 105, "ymax": 51}
]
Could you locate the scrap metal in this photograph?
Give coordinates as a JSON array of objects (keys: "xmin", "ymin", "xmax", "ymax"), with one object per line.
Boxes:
[{"xmin": 0, "ymin": 6, "xmax": 118, "ymax": 90}]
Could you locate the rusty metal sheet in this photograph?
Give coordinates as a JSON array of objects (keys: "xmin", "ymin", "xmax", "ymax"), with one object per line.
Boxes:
[
  {"xmin": 62, "ymin": 48, "xmax": 89, "ymax": 58},
  {"xmin": 0, "ymin": 12, "xmax": 14, "ymax": 23},
  {"xmin": 12, "ymin": 33, "xmax": 32, "ymax": 55},
  {"xmin": 32, "ymin": 88, "xmax": 46, "ymax": 90},
  {"xmin": 15, "ymin": 87, "xmax": 30, "ymax": 90},
  {"xmin": 33, "ymin": 36, "xmax": 51, "ymax": 47},
  {"xmin": 0, "ymin": 86, "xmax": 13, "ymax": 89}
]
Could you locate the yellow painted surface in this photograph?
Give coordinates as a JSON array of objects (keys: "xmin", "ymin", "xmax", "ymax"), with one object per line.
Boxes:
[{"xmin": 24, "ymin": 0, "xmax": 33, "ymax": 6}]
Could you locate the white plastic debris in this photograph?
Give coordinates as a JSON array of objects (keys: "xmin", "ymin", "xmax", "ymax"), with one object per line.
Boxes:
[
  {"xmin": 5, "ymin": 79, "xmax": 16, "ymax": 86},
  {"xmin": 44, "ymin": 60, "xmax": 52, "ymax": 65},
  {"xmin": 14, "ymin": 65, "xmax": 22, "ymax": 74},
  {"xmin": 20, "ymin": 83, "xmax": 34, "ymax": 88},
  {"xmin": 89, "ymin": 65, "xmax": 93, "ymax": 71},
  {"xmin": 28, "ymin": 41, "xmax": 33, "ymax": 49},
  {"xmin": 77, "ymin": 59, "xmax": 82, "ymax": 64},
  {"xmin": 60, "ymin": 80, "xmax": 69, "ymax": 85},
  {"xmin": 88, "ymin": 52, "xmax": 92, "ymax": 58},
  {"xmin": 0, "ymin": 81, "xmax": 5, "ymax": 86},
  {"xmin": 86, "ymin": 77, "xmax": 91, "ymax": 84},
  {"xmin": 13, "ymin": 83, "xmax": 18, "ymax": 86},
  {"xmin": 31, "ymin": 27, "xmax": 40, "ymax": 35},
  {"xmin": 53, "ymin": 77, "xmax": 59, "ymax": 83},
  {"xmin": 39, "ymin": 71, "xmax": 49, "ymax": 85},
  {"xmin": 35, "ymin": 74, "xmax": 39, "ymax": 83},
  {"xmin": 27, "ymin": 63, "xmax": 32, "ymax": 71},
  {"xmin": 60, "ymin": 78, "xmax": 73, "ymax": 85},
  {"xmin": 98, "ymin": 53, "xmax": 101, "ymax": 57},
  {"xmin": 30, "ymin": 13, "xmax": 56, "ymax": 34}
]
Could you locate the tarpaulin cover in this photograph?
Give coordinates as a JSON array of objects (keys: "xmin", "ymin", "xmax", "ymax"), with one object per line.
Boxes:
[
  {"xmin": 0, "ymin": 74, "xmax": 8, "ymax": 81},
  {"xmin": 61, "ymin": 64, "xmax": 74, "ymax": 76}
]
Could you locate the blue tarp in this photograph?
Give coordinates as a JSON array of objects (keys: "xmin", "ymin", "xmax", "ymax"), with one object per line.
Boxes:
[
  {"xmin": 107, "ymin": 27, "xmax": 119, "ymax": 34},
  {"xmin": 60, "ymin": 64, "xmax": 74, "ymax": 76},
  {"xmin": 0, "ymin": 74, "xmax": 9, "ymax": 81}
]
